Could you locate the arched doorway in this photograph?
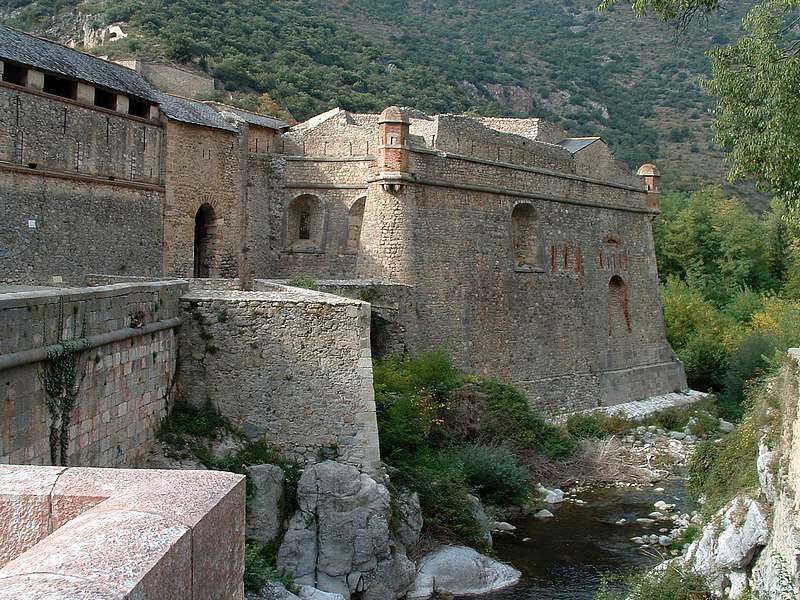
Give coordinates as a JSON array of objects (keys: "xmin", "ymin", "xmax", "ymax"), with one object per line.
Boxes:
[{"xmin": 193, "ymin": 203, "xmax": 216, "ymax": 278}]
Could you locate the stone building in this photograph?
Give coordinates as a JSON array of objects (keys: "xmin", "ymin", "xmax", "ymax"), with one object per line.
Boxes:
[{"xmin": 0, "ymin": 24, "xmax": 685, "ymax": 420}]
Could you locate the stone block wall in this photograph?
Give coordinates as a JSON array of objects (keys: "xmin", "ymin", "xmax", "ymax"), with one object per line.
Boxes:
[
  {"xmin": 177, "ymin": 286, "xmax": 381, "ymax": 473},
  {"xmin": 0, "ymin": 281, "xmax": 185, "ymax": 466},
  {"xmin": 0, "ymin": 83, "xmax": 162, "ymax": 185},
  {"xmin": 0, "ymin": 465, "xmax": 245, "ymax": 599},
  {"xmin": 163, "ymin": 121, "xmax": 243, "ymax": 279},
  {"xmin": 0, "ymin": 171, "xmax": 163, "ymax": 285},
  {"xmin": 246, "ymin": 154, "xmax": 371, "ymax": 279}
]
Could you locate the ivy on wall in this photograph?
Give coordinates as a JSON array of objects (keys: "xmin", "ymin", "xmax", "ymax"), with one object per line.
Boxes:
[{"xmin": 39, "ymin": 301, "xmax": 88, "ymax": 466}]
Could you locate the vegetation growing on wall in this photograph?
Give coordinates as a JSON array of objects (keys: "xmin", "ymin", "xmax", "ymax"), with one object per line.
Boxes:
[{"xmin": 39, "ymin": 302, "xmax": 88, "ymax": 466}]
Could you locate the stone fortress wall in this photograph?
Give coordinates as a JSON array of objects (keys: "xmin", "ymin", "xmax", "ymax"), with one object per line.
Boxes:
[
  {"xmin": 0, "ymin": 281, "xmax": 184, "ymax": 466},
  {"xmin": 0, "ymin": 25, "xmax": 686, "ymax": 482}
]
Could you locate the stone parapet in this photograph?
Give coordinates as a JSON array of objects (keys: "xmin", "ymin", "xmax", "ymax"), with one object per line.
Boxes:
[{"xmin": 0, "ymin": 464, "xmax": 245, "ymax": 599}]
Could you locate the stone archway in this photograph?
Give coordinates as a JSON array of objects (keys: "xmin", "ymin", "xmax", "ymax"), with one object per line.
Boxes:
[{"xmin": 193, "ymin": 203, "xmax": 216, "ymax": 278}]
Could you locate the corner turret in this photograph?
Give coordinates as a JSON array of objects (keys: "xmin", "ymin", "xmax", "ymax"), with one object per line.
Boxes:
[
  {"xmin": 378, "ymin": 106, "xmax": 410, "ymax": 176},
  {"xmin": 637, "ymin": 163, "xmax": 661, "ymax": 210}
]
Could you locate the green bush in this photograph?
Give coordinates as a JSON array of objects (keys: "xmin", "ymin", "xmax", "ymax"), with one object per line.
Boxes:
[
  {"xmin": 681, "ymin": 335, "xmax": 730, "ymax": 392},
  {"xmin": 450, "ymin": 445, "xmax": 530, "ymax": 506},
  {"xmin": 287, "ymin": 277, "xmax": 319, "ymax": 291},
  {"xmin": 597, "ymin": 564, "xmax": 712, "ymax": 600},
  {"xmin": 722, "ymin": 333, "xmax": 780, "ymax": 412},
  {"xmin": 244, "ymin": 540, "xmax": 294, "ymax": 593},
  {"xmin": 480, "ymin": 380, "xmax": 577, "ymax": 459},
  {"xmin": 566, "ymin": 413, "xmax": 608, "ymax": 440}
]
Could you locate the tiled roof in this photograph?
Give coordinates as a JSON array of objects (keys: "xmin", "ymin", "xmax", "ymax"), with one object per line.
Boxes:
[
  {"xmin": 206, "ymin": 103, "xmax": 289, "ymax": 131},
  {"xmin": 0, "ymin": 25, "xmax": 158, "ymax": 101},
  {"xmin": 157, "ymin": 93, "xmax": 239, "ymax": 132},
  {"xmin": 559, "ymin": 137, "xmax": 602, "ymax": 154}
]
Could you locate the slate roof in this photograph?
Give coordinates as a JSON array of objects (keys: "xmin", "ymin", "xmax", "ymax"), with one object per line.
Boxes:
[
  {"xmin": 206, "ymin": 103, "xmax": 289, "ymax": 131},
  {"xmin": 0, "ymin": 25, "xmax": 159, "ymax": 101},
  {"xmin": 157, "ymin": 93, "xmax": 239, "ymax": 132},
  {"xmin": 558, "ymin": 137, "xmax": 602, "ymax": 154}
]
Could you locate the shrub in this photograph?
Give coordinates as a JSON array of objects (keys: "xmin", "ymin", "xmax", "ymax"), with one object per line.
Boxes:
[
  {"xmin": 566, "ymin": 413, "xmax": 608, "ymax": 440},
  {"xmin": 450, "ymin": 445, "xmax": 530, "ymax": 506},
  {"xmin": 722, "ymin": 333, "xmax": 780, "ymax": 412},
  {"xmin": 395, "ymin": 449, "xmax": 485, "ymax": 548},
  {"xmin": 681, "ymin": 335, "xmax": 729, "ymax": 392},
  {"xmin": 597, "ymin": 564, "xmax": 712, "ymax": 599},
  {"xmin": 244, "ymin": 540, "xmax": 294, "ymax": 593},
  {"xmin": 480, "ymin": 380, "xmax": 577, "ymax": 459},
  {"xmin": 287, "ymin": 277, "xmax": 319, "ymax": 291}
]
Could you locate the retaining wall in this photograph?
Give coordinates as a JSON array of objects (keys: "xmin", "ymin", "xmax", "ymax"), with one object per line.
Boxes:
[{"xmin": 0, "ymin": 281, "xmax": 185, "ymax": 466}]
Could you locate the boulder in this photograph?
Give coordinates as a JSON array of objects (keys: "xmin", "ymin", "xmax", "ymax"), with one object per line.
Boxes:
[
  {"xmin": 277, "ymin": 461, "xmax": 416, "ymax": 600},
  {"xmin": 247, "ymin": 582, "xmax": 301, "ymax": 600},
  {"xmin": 536, "ymin": 484, "xmax": 565, "ymax": 504},
  {"xmin": 246, "ymin": 463, "xmax": 285, "ymax": 545},
  {"xmin": 534, "ymin": 509, "xmax": 554, "ymax": 519},
  {"xmin": 297, "ymin": 586, "xmax": 346, "ymax": 600},
  {"xmin": 407, "ymin": 546, "xmax": 521, "ymax": 599},
  {"xmin": 489, "ymin": 521, "xmax": 517, "ymax": 533},
  {"xmin": 719, "ymin": 419, "xmax": 736, "ymax": 434},
  {"xmin": 393, "ymin": 490, "xmax": 424, "ymax": 550},
  {"xmin": 466, "ymin": 494, "xmax": 493, "ymax": 547}
]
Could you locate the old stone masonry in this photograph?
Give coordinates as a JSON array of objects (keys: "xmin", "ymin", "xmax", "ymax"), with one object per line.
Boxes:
[{"xmin": 0, "ymin": 23, "xmax": 688, "ymax": 600}]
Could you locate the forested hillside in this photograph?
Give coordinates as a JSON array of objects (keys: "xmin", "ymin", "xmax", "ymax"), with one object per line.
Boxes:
[{"xmin": 1, "ymin": 0, "xmax": 762, "ymax": 204}]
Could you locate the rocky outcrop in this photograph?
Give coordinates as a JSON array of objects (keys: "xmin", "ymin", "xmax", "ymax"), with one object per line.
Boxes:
[
  {"xmin": 407, "ymin": 545, "xmax": 521, "ymax": 599},
  {"xmin": 247, "ymin": 464, "xmax": 285, "ymax": 545},
  {"xmin": 393, "ymin": 490, "xmax": 423, "ymax": 551},
  {"xmin": 682, "ymin": 495, "xmax": 769, "ymax": 597},
  {"xmin": 277, "ymin": 461, "xmax": 416, "ymax": 600}
]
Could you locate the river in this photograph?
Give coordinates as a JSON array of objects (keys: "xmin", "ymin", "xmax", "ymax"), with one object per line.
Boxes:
[{"xmin": 476, "ymin": 477, "xmax": 692, "ymax": 600}]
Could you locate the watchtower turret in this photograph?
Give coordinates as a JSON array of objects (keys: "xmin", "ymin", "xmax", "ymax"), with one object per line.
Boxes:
[
  {"xmin": 378, "ymin": 106, "xmax": 410, "ymax": 175},
  {"xmin": 637, "ymin": 163, "xmax": 661, "ymax": 211}
]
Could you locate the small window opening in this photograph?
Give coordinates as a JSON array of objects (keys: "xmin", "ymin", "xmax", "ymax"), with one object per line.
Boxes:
[
  {"xmin": 94, "ymin": 88, "xmax": 117, "ymax": 110},
  {"xmin": 42, "ymin": 74, "xmax": 77, "ymax": 99},
  {"xmin": 2, "ymin": 63, "xmax": 28, "ymax": 86},
  {"xmin": 298, "ymin": 211, "xmax": 311, "ymax": 240},
  {"xmin": 128, "ymin": 97, "xmax": 149, "ymax": 118}
]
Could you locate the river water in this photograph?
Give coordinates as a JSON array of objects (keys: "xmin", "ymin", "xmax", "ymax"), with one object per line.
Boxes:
[{"xmin": 476, "ymin": 478, "xmax": 692, "ymax": 600}]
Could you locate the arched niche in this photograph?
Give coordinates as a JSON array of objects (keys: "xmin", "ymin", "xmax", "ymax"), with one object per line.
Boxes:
[
  {"xmin": 287, "ymin": 194, "xmax": 325, "ymax": 251},
  {"xmin": 608, "ymin": 275, "xmax": 632, "ymax": 337},
  {"xmin": 346, "ymin": 196, "xmax": 366, "ymax": 254}
]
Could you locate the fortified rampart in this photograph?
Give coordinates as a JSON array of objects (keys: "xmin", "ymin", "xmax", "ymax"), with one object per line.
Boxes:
[
  {"xmin": 179, "ymin": 283, "xmax": 380, "ymax": 473},
  {"xmin": 0, "ymin": 23, "xmax": 685, "ymax": 448},
  {"xmin": 0, "ymin": 281, "xmax": 183, "ymax": 466}
]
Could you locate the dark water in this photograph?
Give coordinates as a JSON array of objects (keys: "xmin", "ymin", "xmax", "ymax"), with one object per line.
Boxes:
[{"xmin": 476, "ymin": 478, "xmax": 691, "ymax": 600}]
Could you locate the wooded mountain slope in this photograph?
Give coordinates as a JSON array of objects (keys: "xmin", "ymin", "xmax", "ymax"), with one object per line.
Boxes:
[{"xmin": 2, "ymin": 0, "xmax": 762, "ymax": 204}]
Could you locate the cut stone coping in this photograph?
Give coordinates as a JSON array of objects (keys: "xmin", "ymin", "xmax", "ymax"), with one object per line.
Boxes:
[
  {"xmin": 181, "ymin": 286, "xmax": 366, "ymax": 306},
  {"xmin": 550, "ymin": 390, "xmax": 708, "ymax": 424},
  {"xmin": 0, "ymin": 279, "xmax": 187, "ymax": 308},
  {"xmin": 0, "ymin": 465, "xmax": 246, "ymax": 599}
]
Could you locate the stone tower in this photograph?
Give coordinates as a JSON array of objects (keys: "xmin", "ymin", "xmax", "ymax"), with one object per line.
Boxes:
[
  {"xmin": 637, "ymin": 163, "xmax": 661, "ymax": 211},
  {"xmin": 357, "ymin": 107, "xmax": 417, "ymax": 283}
]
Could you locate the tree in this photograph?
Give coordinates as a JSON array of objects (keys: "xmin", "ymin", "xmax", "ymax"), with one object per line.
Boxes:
[{"xmin": 602, "ymin": 0, "xmax": 800, "ymax": 213}]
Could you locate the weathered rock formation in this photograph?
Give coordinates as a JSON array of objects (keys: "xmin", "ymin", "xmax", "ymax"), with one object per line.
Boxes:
[
  {"xmin": 407, "ymin": 545, "xmax": 522, "ymax": 599},
  {"xmin": 277, "ymin": 461, "xmax": 416, "ymax": 599}
]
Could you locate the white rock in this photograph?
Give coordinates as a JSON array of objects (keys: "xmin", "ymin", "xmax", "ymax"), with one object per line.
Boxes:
[
  {"xmin": 297, "ymin": 586, "xmax": 346, "ymax": 600},
  {"xmin": 536, "ymin": 484, "xmax": 565, "ymax": 504},
  {"xmin": 654, "ymin": 501, "xmax": 676, "ymax": 512},
  {"xmin": 659, "ymin": 536, "xmax": 672, "ymax": 546},
  {"xmin": 726, "ymin": 571, "xmax": 749, "ymax": 600},
  {"xmin": 716, "ymin": 497, "xmax": 769, "ymax": 570},
  {"xmin": 534, "ymin": 509, "xmax": 554, "ymax": 519},
  {"xmin": 756, "ymin": 437, "xmax": 777, "ymax": 505},
  {"xmin": 408, "ymin": 546, "xmax": 521, "ymax": 599},
  {"xmin": 719, "ymin": 419, "xmax": 735, "ymax": 433},
  {"xmin": 489, "ymin": 521, "xmax": 517, "ymax": 533},
  {"xmin": 636, "ymin": 518, "xmax": 655, "ymax": 525}
]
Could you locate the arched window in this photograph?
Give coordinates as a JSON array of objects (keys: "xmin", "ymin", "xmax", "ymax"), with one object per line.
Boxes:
[
  {"xmin": 287, "ymin": 195, "xmax": 324, "ymax": 250},
  {"xmin": 193, "ymin": 203, "xmax": 216, "ymax": 278},
  {"xmin": 346, "ymin": 197, "xmax": 366, "ymax": 253},
  {"xmin": 511, "ymin": 203, "xmax": 537, "ymax": 270},
  {"xmin": 608, "ymin": 275, "xmax": 632, "ymax": 337}
]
